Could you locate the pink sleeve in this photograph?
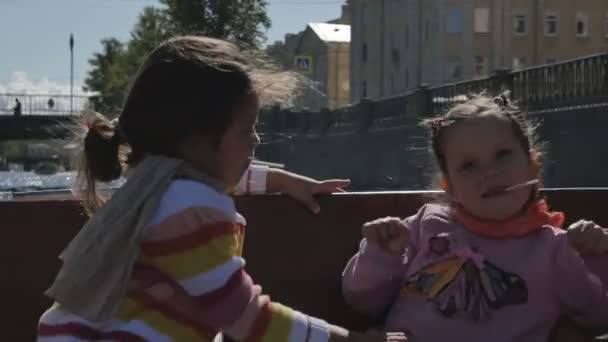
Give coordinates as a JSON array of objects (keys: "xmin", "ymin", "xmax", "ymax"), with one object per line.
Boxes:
[
  {"xmin": 341, "ymin": 207, "xmax": 424, "ymax": 316},
  {"xmin": 582, "ymin": 254, "xmax": 608, "ymax": 289},
  {"xmin": 552, "ymin": 233, "xmax": 608, "ymax": 331},
  {"xmin": 341, "ymin": 239, "xmax": 407, "ymax": 316}
]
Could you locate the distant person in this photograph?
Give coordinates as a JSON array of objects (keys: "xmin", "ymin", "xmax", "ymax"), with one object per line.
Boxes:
[
  {"xmin": 342, "ymin": 93, "xmax": 608, "ymax": 341},
  {"xmin": 37, "ymin": 36, "xmax": 405, "ymax": 342},
  {"xmin": 13, "ymin": 99, "xmax": 22, "ymax": 116}
]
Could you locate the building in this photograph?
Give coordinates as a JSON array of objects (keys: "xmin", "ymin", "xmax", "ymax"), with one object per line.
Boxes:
[
  {"xmin": 511, "ymin": 0, "xmax": 608, "ymax": 68},
  {"xmin": 328, "ymin": 1, "xmax": 352, "ymax": 25},
  {"xmin": 350, "ymin": 0, "xmax": 608, "ymax": 103},
  {"xmin": 266, "ymin": 32, "xmax": 303, "ymax": 70},
  {"xmin": 292, "ymin": 23, "xmax": 351, "ymax": 110},
  {"xmin": 266, "ymin": 3, "xmax": 352, "ymax": 110}
]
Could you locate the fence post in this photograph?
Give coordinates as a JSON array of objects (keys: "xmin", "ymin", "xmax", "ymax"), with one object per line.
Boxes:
[
  {"xmin": 301, "ymin": 109, "xmax": 311, "ymax": 133},
  {"xmin": 416, "ymin": 84, "xmax": 434, "ymax": 117},
  {"xmin": 603, "ymin": 54, "xmax": 608, "ymax": 95},
  {"xmin": 266, "ymin": 105, "xmax": 281, "ymax": 133},
  {"xmin": 490, "ymin": 68, "xmax": 514, "ymax": 95},
  {"xmin": 320, "ymin": 106, "xmax": 332, "ymax": 134},
  {"xmin": 357, "ymin": 98, "xmax": 374, "ymax": 131}
]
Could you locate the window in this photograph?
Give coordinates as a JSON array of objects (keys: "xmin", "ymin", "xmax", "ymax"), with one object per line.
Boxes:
[
  {"xmin": 605, "ymin": 14, "xmax": 608, "ymax": 37},
  {"xmin": 341, "ymin": 80, "xmax": 349, "ymax": 93},
  {"xmin": 545, "ymin": 58, "xmax": 557, "ymax": 64},
  {"xmin": 474, "ymin": 8, "xmax": 490, "ymax": 33},
  {"xmin": 390, "ymin": 32, "xmax": 400, "ymax": 67},
  {"xmin": 391, "ymin": 48, "xmax": 400, "ymax": 66},
  {"xmin": 513, "ymin": 57, "xmax": 527, "ymax": 69},
  {"xmin": 576, "ymin": 12, "xmax": 590, "ymax": 37},
  {"xmin": 362, "ymin": 81, "xmax": 367, "ymax": 98},
  {"xmin": 545, "ymin": 12, "xmax": 558, "ymax": 36},
  {"xmin": 513, "ymin": 13, "xmax": 527, "ymax": 35},
  {"xmin": 475, "ymin": 56, "xmax": 488, "ymax": 77},
  {"xmin": 362, "ymin": 43, "xmax": 368, "ymax": 63},
  {"xmin": 447, "ymin": 56, "xmax": 462, "ymax": 81},
  {"xmin": 405, "ymin": 67, "xmax": 409, "ymax": 89},
  {"xmin": 390, "ymin": 74, "xmax": 396, "ymax": 94},
  {"xmin": 447, "ymin": 9, "xmax": 464, "ymax": 33}
]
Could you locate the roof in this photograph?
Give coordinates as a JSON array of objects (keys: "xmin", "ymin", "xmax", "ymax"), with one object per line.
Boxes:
[{"xmin": 307, "ymin": 23, "xmax": 350, "ymax": 43}]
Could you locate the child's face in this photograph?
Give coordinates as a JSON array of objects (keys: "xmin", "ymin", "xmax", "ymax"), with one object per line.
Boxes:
[
  {"xmin": 442, "ymin": 114, "xmax": 538, "ymax": 220},
  {"xmin": 215, "ymin": 94, "xmax": 261, "ymax": 188},
  {"xmin": 182, "ymin": 94, "xmax": 260, "ymax": 188}
]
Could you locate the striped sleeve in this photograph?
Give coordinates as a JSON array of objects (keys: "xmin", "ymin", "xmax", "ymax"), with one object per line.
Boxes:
[{"xmin": 140, "ymin": 181, "xmax": 330, "ymax": 342}]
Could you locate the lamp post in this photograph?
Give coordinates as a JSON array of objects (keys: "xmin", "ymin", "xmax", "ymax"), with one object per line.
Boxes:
[{"xmin": 69, "ymin": 33, "xmax": 74, "ymax": 114}]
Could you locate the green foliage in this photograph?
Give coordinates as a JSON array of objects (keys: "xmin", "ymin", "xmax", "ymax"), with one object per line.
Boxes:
[
  {"xmin": 0, "ymin": 141, "xmax": 27, "ymax": 160},
  {"xmin": 160, "ymin": 0, "xmax": 270, "ymax": 48},
  {"xmin": 83, "ymin": 38, "xmax": 127, "ymax": 116},
  {"xmin": 83, "ymin": 1, "xmax": 271, "ymax": 115}
]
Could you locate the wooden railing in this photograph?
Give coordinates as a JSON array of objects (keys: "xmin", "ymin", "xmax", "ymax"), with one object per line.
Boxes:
[{"xmin": 3, "ymin": 189, "xmax": 607, "ymax": 341}]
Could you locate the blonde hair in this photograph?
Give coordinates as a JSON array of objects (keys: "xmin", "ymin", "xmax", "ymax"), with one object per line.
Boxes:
[{"xmin": 422, "ymin": 92, "xmax": 540, "ymax": 175}]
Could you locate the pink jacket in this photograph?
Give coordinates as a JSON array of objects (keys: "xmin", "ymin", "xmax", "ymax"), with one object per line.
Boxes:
[{"xmin": 342, "ymin": 204, "xmax": 608, "ymax": 342}]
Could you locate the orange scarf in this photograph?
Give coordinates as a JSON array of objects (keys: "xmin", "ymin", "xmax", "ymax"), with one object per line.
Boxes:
[{"xmin": 454, "ymin": 200, "xmax": 565, "ymax": 239}]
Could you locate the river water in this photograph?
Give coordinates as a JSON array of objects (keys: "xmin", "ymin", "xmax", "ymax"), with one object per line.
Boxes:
[
  {"xmin": 0, "ymin": 171, "xmax": 124, "ymax": 199},
  {"xmin": 0, "ymin": 171, "xmax": 75, "ymax": 191}
]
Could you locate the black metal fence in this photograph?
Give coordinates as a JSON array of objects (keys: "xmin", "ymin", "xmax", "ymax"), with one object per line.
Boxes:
[
  {"xmin": 256, "ymin": 53, "xmax": 608, "ymax": 190},
  {"xmin": 260, "ymin": 53, "xmax": 608, "ymax": 133}
]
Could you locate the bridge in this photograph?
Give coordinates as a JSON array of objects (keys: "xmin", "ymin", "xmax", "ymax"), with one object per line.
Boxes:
[{"xmin": 0, "ymin": 94, "xmax": 90, "ymax": 140}]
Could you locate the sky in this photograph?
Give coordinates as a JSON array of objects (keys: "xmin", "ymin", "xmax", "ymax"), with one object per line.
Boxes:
[{"xmin": 0, "ymin": 0, "xmax": 342, "ymax": 95}]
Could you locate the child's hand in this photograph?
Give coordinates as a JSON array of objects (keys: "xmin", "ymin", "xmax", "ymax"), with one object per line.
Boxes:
[
  {"xmin": 362, "ymin": 217, "xmax": 410, "ymax": 255},
  {"xmin": 567, "ymin": 219, "xmax": 608, "ymax": 255},
  {"xmin": 268, "ymin": 169, "xmax": 350, "ymax": 214}
]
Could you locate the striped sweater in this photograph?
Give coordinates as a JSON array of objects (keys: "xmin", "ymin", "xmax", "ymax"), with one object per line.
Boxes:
[{"xmin": 38, "ymin": 178, "xmax": 330, "ymax": 342}]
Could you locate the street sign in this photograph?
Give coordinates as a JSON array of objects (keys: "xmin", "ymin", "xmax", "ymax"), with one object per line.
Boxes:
[{"xmin": 294, "ymin": 55, "xmax": 313, "ymax": 74}]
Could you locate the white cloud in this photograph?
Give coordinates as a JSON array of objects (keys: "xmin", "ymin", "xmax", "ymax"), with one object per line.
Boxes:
[
  {"xmin": 0, "ymin": 71, "xmax": 96, "ymax": 115},
  {"xmin": 0, "ymin": 71, "xmax": 91, "ymax": 96}
]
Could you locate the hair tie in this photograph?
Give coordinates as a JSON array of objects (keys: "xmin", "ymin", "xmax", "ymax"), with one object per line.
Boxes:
[
  {"xmin": 494, "ymin": 94, "xmax": 510, "ymax": 108},
  {"xmin": 111, "ymin": 119, "xmax": 127, "ymax": 145},
  {"xmin": 429, "ymin": 118, "xmax": 456, "ymax": 136},
  {"xmin": 430, "ymin": 118, "xmax": 443, "ymax": 135}
]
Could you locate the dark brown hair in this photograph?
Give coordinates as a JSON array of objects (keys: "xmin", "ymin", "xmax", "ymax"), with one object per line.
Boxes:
[
  {"xmin": 422, "ymin": 93, "xmax": 543, "ymax": 194},
  {"xmin": 75, "ymin": 36, "xmax": 298, "ymax": 213}
]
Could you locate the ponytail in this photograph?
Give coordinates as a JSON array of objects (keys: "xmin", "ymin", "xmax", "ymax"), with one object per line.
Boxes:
[{"xmin": 75, "ymin": 112, "xmax": 125, "ymax": 214}]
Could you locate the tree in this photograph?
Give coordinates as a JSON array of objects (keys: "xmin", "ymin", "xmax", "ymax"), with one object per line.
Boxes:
[
  {"xmin": 84, "ymin": 1, "xmax": 272, "ymax": 112},
  {"xmin": 84, "ymin": 7, "xmax": 172, "ymax": 115},
  {"xmin": 123, "ymin": 6, "xmax": 173, "ymax": 75},
  {"xmin": 160, "ymin": 0, "xmax": 271, "ymax": 47},
  {"xmin": 83, "ymin": 38, "xmax": 127, "ymax": 116}
]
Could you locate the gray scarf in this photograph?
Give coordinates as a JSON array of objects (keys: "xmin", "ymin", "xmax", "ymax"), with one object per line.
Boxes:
[{"xmin": 46, "ymin": 155, "xmax": 225, "ymax": 321}]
